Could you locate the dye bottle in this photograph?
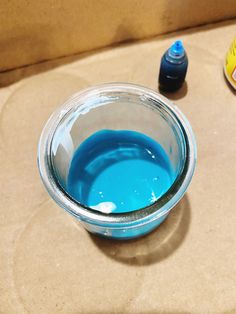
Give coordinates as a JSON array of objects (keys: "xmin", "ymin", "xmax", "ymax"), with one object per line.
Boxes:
[{"xmin": 158, "ymin": 40, "xmax": 188, "ymax": 92}]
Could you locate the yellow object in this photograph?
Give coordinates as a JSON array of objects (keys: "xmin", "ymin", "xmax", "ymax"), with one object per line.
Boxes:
[{"xmin": 224, "ymin": 38, "xmax": 236, "ymax": 90}]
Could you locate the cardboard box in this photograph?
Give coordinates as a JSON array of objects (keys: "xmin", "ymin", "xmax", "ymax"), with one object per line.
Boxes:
[{"xmin": 0, "ymin": 17, "xmax": 236, "ymax": 314}]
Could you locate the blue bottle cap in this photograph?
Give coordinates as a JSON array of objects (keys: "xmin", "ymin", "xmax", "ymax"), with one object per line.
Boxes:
[{"xmin": 169, "ymin": 40, "xmax": 185, "ymax": 57}]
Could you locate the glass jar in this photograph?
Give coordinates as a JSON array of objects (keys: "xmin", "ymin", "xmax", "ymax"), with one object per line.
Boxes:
[{"xmin": 38, "ymin": 83, "xmax": 196, "ymax": 239}]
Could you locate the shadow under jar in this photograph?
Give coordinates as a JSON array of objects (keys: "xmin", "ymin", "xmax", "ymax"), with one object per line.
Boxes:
[{"xmin": 38, "ymin": 83, "xmax": 196, "ymax": 239}]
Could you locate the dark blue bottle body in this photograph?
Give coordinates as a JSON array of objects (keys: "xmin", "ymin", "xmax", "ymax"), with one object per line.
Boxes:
[{"xmin": 158, "ymin": 41, "xmax": 188, "ymax": 92}]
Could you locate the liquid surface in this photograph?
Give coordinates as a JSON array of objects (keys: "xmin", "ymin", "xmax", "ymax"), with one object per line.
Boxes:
[{"xmin": 67, "ymin": 130, "xmax": 174, "ymax": 213}]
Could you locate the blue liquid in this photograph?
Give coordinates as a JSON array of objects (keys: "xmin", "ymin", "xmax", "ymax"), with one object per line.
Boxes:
[{"xmin": 67, "ymin": 130, "xmax": 174, "ymax": 214}]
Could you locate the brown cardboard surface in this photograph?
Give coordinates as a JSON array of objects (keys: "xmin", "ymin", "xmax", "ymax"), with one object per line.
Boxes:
[
  {"xmin": 0, "ymin": 20, "xmax": 236, "ymax": 313},
  {"xmin": 0, "ymin": 0, "xmax": 236, "ymax": 71}
]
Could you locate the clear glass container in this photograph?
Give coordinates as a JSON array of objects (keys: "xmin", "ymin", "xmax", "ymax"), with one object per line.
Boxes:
[{"xmin": 38, "ymin": 83, "xmax": 196, "ymax": 239}]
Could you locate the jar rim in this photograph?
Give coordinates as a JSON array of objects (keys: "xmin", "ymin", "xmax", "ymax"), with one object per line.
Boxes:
[{"xmin": 38, "ymin": 83, "xmax": 197, "ymax": 226}]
